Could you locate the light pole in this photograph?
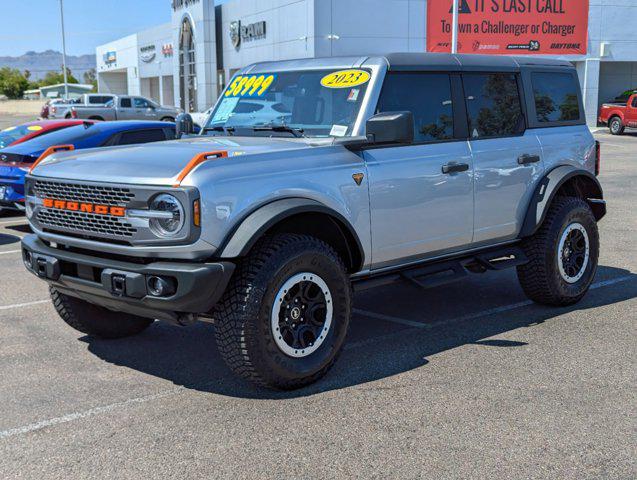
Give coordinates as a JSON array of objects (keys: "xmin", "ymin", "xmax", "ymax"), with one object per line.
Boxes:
[
  {"xmin": 59, "ymin": 0, "xmax": 69, "ymax": 99},
  {"xmin": 451, "ymin": 0, "xmax": 459, "ymax": 54}
]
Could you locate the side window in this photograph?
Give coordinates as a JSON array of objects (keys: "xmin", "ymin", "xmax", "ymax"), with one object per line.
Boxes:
[
  {"xmin": 134, "ymin": 98, "xmax": 152, "ymax": 108},
  {"xmin": 531, "ymin": 72, "xmax": 581, "ymax": 123},
  {"xmin": 88, "ymin": 96, "xmax": 112, "ymax": 105},
  {"xmin": 376, "ymin": 72, "xmax": 454, "ymax": 143},
  {"xmin": 463, "ymin": 73, "xmax": 524, "ymax": 139},
  {"xmin": 632, "ymin": 96, "xmax": 637, "ymax": 108},
  {"xmin": 116, "ymin": 129, "xmax": 167, "ymax": 146},
  {"xmin": 120, "ymin": 98, "xmax": 132, "ymax": 108}
]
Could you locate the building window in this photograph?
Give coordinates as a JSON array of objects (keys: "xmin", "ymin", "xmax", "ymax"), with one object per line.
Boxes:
[{"xmin": 179, "ymin": 18, "xmax": 197, "ymax": 112}]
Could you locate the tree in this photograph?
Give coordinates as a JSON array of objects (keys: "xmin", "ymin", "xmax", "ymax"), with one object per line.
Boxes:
[
  {"xmin": 40, "ymin": 66, "xmax": 79, "ymax": 87},
  {"xmin": 0, "ymin": 67, "xmax": 29, "ymax": 99},
  {"xmin": 83, "ymin": 68, "xmax": 98, "ymax": 92}
]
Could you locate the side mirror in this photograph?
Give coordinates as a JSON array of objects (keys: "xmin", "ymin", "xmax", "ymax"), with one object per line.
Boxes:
[
  {"xmin": 366, "ymin": 111, "xmax": 414, "ymax": 145},
  {"xmin": 176, "ymin": 113, "xmax": 195, "ymax": 138}
]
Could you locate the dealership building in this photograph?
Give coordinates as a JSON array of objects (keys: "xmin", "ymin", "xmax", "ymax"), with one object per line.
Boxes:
[{"xmin": 96, "ymin": 0, "xmax": 637, "ymax": 126}]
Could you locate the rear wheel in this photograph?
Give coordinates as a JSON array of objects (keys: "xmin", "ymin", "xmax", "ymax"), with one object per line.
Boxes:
[
  {"xmin": 609, "ymin": 117, "xmax": 624, "ymax": 135},
  {"xmin": 51, "ymin": 288, "xmax": 153, "ymax": 339},
  {"xmin": 517, "ymin": 197, "xmax": 599, "ymax": 306},
  {"xmin": 215, "ymin": 234, "xmax": 352, "ymax": 390}
]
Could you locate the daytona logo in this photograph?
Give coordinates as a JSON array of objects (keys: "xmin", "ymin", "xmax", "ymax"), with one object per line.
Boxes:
[{"xmin": 42, "ymin": 198, "xmax": 126, "ymax": 217}]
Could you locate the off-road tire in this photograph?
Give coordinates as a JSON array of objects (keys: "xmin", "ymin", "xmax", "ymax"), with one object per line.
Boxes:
[
  {"xmin": 517, "ymin": 197, "xmax": 599, "ymax": 306},
  {"xmin": 214, "ymin": 234, "xmax": 351, "ymax": 390},
  {"xmin": 609, "ymin": 117, "xmax": 624, "ymax": 135},
  {"xmin": 51, "ymin": 288, "xmax": 153, "ymax": 339}
]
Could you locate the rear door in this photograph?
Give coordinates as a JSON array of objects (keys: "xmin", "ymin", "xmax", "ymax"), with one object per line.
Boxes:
[
  {"xmin": 117, "ymin": 97, "xmax": 136, "ymax": 120},
  {"xmin": 463, "ymin": 72, "xmax": 544, "ymax": 244},
  {"xmin": 364, "ymin": 72, "xmax": 474, "ymax": 269}
]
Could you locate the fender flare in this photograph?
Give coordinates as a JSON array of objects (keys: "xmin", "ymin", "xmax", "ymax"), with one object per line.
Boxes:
[
  {"xmin": 520, "ymin": 166, "xmax": 605, "ymax": 238},
  {"xmin": 218, "ymin": 198, "xmax": 365, "ymax": 267}
]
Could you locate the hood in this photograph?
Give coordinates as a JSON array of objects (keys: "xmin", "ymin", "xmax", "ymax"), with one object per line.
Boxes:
[{"xmin": 31, "ymin": 135, "xmax": 329, "ymax": 185}]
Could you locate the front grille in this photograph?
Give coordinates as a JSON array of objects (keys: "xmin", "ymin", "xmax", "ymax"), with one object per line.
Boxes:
[
  {"xmin": 33, "ymin": 180, "xmax": 135, "ymax": 206},
  {"xmin": 32, "ymin": 179, "xmax": 137, "ymax": 241},
  {"xmin": 36, "ymin": 209, "xmax": 137, "ymax": 238}
]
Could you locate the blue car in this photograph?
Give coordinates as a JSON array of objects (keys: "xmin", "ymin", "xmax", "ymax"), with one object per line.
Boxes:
[{"xmin": 0, "ymin": 121, "xmax": 176, "ymax": 212}]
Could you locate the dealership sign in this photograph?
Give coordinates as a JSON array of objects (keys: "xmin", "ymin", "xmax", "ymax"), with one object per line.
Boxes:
[
  {"xmin": 103, "ymin": 51, "xmax": 117, "ymax": 64},
  {"xmin": 140, "ymin": 45, "xmax": 156, "ymax": 63},
  {"xmin": 230, "ymin": 20, "xmax": 267, "ymax": 49},
  {"xmin": 171, "ymin": 0, "xmax": 199, "ymax": 11},
  {"xmin": 427, "ymin": 0, "xmax": 589, "ymax": 55}
]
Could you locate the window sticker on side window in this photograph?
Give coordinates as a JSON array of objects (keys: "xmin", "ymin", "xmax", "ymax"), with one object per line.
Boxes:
[
  {"xmin": 321, "ymin": 70, "xmax": 370, "ymax": 89},
  {"xmin": 225, "ymin": 74, "xmax": 277, "ymax": 98},
  {"xmin": 212, "ymin": 97, "xmax": 240, "ymax": 123}
]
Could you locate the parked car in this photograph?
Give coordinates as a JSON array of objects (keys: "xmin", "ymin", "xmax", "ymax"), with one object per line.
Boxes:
[
  {"xmin": 68, "ymin": 95, "xmax": 180, "ymax": 123},
  {"xmin": 190, "ymin": 107, "xmax": 214, "ymax": 128},
  {"xmin": 0, "ymin": 120, "xmax": 91, "ymax": 149},
  {"xmin": 22, "ymin": 54, "xmax": 605, "ymax": 390},
  {"xmin": 598, "ymin": 91, "xmax": 637, "ymax": 135},
  {"xmin": 47, "ymin": 94, "xmax": 117, "ymax": 119},
  {"xmin": 0, "ymin": 120, "xmax": 175, "ymax": 212}
]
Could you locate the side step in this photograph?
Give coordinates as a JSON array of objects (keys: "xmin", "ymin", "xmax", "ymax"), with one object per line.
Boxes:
[{"xmin": 353, "ymin": 245, "xmax": 528, "ymax": 292}]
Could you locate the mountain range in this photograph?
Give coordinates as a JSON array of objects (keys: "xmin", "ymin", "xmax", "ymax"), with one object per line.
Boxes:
[{"xmin": 0, "ymin": 50, "xmax": 96, "ymax": 82}]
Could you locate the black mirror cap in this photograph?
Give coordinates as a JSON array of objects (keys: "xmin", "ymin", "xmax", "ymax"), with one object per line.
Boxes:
[
  {"xmin": 176, "ymin": 113, "xmax": 195, "ymax": 138},
  {"xmin": 366, "ymin": 111, "xmax": 414, "ymax": 145}
]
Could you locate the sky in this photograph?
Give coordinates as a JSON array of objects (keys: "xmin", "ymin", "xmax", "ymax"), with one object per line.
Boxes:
[{"xmin": 0, "ymin": 0, "xmax": 173, "ymax": 57}]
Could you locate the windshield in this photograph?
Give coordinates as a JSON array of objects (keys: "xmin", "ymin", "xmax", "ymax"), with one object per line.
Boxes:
[
  {"xmin": 0, "ymin": 125, "xmax": 42, "ymax": 149},
  {"xmin": 205, "ymin": 69, "xmax": 371, "ymax": 137}
]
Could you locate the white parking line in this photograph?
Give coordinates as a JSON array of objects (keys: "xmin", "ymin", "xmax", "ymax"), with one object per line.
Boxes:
[
  {"xmin": 0, "ymin": 387, "xmax": 185, "ymax": 440},
  {"xmin": 0, "ymin": 300, "xmax": 49, "ymax": 311},
  {"xmin": 0, "ymin": 274, "xmax": 633, "ymax": 440},
  {"xmin": 0, "ymin": 249, "xmax": 21, "ymax": 255}
]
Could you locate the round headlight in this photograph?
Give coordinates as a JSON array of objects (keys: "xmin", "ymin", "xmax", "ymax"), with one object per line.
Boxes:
[{"xmin": 149, "ymin": 194, "xmax": 185, "ymax": 237}]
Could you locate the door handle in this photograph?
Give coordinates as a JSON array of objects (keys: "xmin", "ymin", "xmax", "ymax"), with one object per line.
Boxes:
[
  {"xmin": 442, "ymin": 163, "xmax": 469, "ymax": 174},
  {"xmin": 518, "ymin": 154, "xmax": 541, "ymax": 165}
]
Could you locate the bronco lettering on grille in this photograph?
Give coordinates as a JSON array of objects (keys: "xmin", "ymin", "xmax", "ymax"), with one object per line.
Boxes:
[{"xmin": 42, "ymin": 198, "xmax": 126, "ymax": 217}]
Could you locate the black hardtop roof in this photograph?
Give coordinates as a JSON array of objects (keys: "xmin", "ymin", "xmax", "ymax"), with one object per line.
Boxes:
[{"xmin": 384, "ymin": 52, "xmax": 573, "ymax": 72}]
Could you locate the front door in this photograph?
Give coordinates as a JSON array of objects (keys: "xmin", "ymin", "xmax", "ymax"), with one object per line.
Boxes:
[
  {"xmin": 134, "ymin": 97, "xmax": 158, "ymax": 119},
  {"xmin": 365, "ymin": 72, "xmax": 474, "ymax": 269},
  {"xmin": 462, "ymin": 72, "xmax": 544, "ymax": 244},
  {"xmin": 627, "ymin": 95, "xmax": 637, "ymax": 128}
]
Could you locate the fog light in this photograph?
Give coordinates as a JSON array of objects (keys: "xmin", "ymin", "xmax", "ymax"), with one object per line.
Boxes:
[{"xmin": 147, "ymin": 276, "xmax": 176, "ymax": 297}]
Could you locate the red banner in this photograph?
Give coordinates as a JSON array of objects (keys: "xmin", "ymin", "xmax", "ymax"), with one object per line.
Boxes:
[{"xmin": 427, "ymin": 0, "xmax": 589, "ymax": 55}]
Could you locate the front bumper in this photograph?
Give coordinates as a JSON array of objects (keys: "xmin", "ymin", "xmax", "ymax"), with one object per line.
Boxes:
[{"xmin": 22, "ymin": 234, "xmax": 235, "ymax": 324}]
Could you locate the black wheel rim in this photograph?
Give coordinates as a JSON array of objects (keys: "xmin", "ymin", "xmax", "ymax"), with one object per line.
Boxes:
[{"xmin": 271, "ymin": 273, "xmax": 332, "ymax": 357}]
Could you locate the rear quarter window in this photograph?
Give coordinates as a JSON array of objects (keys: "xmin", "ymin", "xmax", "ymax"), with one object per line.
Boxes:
[{"xmin": 532, "ymin": 72, "xmax": 581, "ymax": 123}]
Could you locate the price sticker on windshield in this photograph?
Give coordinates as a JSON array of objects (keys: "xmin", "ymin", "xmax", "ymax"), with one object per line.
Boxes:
[
  {"xmin": 225, "ymin": 74, "xmax": 277, "ymax": 98},
  {"xmin": 321, "ymin": 69, "xmax": 370, "ymax": 89}
]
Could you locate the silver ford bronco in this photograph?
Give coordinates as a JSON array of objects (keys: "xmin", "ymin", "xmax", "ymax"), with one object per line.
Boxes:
[{"xmin": 21, "ymin": 54, "xmax": 605, "ymax": 389}]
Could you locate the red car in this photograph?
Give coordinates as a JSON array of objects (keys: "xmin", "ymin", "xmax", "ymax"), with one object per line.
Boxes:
[
  {"xmin": 0, "ymin": 120, "xmax": 92, "ymax": 149},
  {"xmin": 598, "ymin": 91, "xmax": 637, "ymax": 135}
]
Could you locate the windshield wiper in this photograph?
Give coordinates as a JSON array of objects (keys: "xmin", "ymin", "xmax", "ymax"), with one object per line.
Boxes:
[
  {"xmin": 252, "ymin": 125, "xmax": 305, "ymax": 138},
  {"xmin": 203, "ymin": 126, "xmax": 235, "ymax": 135}
]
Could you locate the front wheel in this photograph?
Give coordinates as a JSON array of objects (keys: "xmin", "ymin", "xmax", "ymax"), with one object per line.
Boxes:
[
  {"xmin": 51, "ymin": 288, "xmax": 154, "ymax": 339},
  {"xmin": 215, "ymin": 234, "xmax": 351, "ymax": 390},
  {"xmin": 609, "ymin": 117, "xmax": 624, "ymax": 135},
  {"xmin": 161, "ymin": 117, "xmax": 175, "ymax": 123},
  {"xmin": 517, "ymin": 197, "xmax": 599, "ymax": 306}
]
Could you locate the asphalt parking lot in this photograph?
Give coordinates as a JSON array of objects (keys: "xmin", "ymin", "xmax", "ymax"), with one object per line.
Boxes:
[{"xmin": 0, "ymin": 127, "xmax": 635, "ymax": 479}]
